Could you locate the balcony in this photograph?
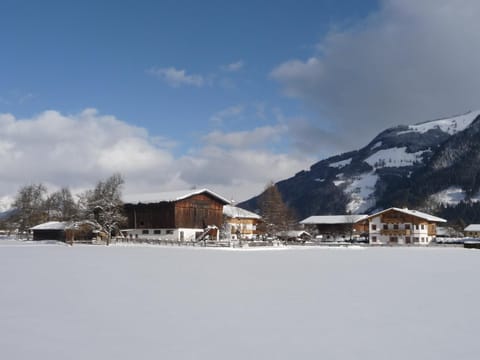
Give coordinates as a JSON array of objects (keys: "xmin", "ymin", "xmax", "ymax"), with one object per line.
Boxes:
[{"xmin": 380, "ymin": 229, "xmax": 411, "ymax": 236}]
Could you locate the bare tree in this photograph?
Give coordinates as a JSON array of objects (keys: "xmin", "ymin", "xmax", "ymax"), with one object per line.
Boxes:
[
  {"xmin": 12, "ymin": 183, "xmax": 48, "ymax": 234},
  {"xmin": 79, "ymin": 173, "xmax": 126, "ymax": 244},
  {"xmin": 45, "ymin": 187, "xmax": 79, "ymax": 221}
]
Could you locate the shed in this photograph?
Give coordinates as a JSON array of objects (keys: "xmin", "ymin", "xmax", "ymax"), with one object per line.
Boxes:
[{"xmin": 30, "ymin": 221, "xmax": 67, "ymax": 241}]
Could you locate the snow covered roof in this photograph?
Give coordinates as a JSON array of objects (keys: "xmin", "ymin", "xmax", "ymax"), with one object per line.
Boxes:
[
  {"xmin": 223, "ymin": 205, "xmax": 261, "ymax": 219},
  {"xmin": 464, "ymin": 224, "xmax": 480, "ymax": 232},
  {"xmin": 123, "ymin": 188, "xmax": 231, "ymax": 205},
  {"xmin": 30, "ymin": 221, "xmax": 68, "ymax": 231},
  {"xmin": 367, "ymin": 208, "xmax": 447, "ymax": 223},
  {"xmin": 300, "ymin": 215, "xmax": 368, "ymax": 225}
]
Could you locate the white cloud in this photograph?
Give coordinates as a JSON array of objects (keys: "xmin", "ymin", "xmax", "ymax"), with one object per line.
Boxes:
[
  {"xmin": 221, "ymin": 60, "xmax": 244, "ymax": 72},
  {"xmin": 203, "ymin": 124, "xmax": 287, "ymax": 148},
  {"xmin": 148, "ymin": 66, "xmax": 204, "ymax": 87},
  {"xmin": 271, "ymin": 0, "xmax": 480, "ymax": 151},
  {"xmin": 209, "ymin": 105, "xmax": 244, "ymax": 126},
  {"xmin": 0, "ymin": 109, "xmax": 311, "ymax": 203}
]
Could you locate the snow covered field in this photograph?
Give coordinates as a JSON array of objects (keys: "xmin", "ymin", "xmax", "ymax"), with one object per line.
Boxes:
[{"xmin": 1, "ymin": 240, "xmax": 479, "ymax": 359}]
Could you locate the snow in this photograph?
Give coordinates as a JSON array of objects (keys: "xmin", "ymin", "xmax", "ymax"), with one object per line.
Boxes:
[
  {"xmin": 365, "ymin": 147, "xmax": 427, "ymax": 168},
  {"xmin": 329, "ymin": 158, "xmax": 352, "ymax": 168},
  {"xmin": 301, "ymin": 215, "xmax": 368, "ymax": 224},
  {"xmin": 123, "ymin": 188, "xmax": 231, "ymax": 205},
  {"xmin": 1, "ymin": 241, "xmax": 480, "ymax": 360},
  {"xmin": 430, "ymin": 187, "xmax": 480, "ymax": 206},
  {"xmin": 398, "ymin": 110, "xmax": 480, "ymax": 135},
  {"xmin": 465, "ymin": 224, "xmax": 480, "ymax": 232},
  {"xmin": 345, "ymin": 172, "xmax": 378, "ymax": 213},
  {"xmin": 368, "ymin": 207, "xmax": 447, "ymax": 223},
  {"xmin": 430, "ymin": 187, "xmax": 466, "ymax": 205},
  {"xmin": 223, "ymin": 205, "xmax": 261, "ymax": 219},
  {"xmin": 370, "ymin": 141, "xmax": 382, "ymax": 150},
  {"xmin": 30, "ymin": 221, "xmax": 68, "ymax": 230}
]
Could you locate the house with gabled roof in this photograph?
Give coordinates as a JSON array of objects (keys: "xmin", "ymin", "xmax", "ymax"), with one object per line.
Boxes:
[
  {"xmin": 464, "ymin": 224, "xmax": 480, "ymax": 238},
  {"xmin": 366, "ymin": 207, "xmax": 446, "ymax": 245},
  {"xmin": 300, "ymin": 214, "xmax": 369, "ymax": 241},
  {"xmin": 123, "ymin": 188, "xmax": 231, "ymax": 242},
  {"xmin": 223, "ymin": 205, "xmax": 262, "ymax": 240}
]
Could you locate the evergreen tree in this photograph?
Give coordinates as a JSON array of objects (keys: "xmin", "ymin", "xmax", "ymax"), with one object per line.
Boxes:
[{"xmin": 258, "ymin": 182, "xmax": 296, "ymax": 237}]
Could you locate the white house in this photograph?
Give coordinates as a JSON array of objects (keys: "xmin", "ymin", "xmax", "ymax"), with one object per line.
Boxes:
[
  {"xmin": 223, "ymin": 205, "xmax": 261, "ymax": 240},
  {"xmin": 367, "ymin": 207, "xmax": 447, "ymax": 245}
]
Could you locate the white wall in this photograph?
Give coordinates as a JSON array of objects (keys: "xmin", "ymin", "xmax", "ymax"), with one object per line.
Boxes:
[{"xmin": 368, "ymin": 216, "xmax": 432, "ymax": 245}]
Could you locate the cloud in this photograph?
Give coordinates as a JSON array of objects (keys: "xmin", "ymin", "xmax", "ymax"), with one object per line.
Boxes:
[
  {"xmin": 0, "ymin": 109, "xmax": 311, "ymax": 203},
  {"xmin": 221, "ymin": 60, "xmax": 244, "ymax": 72},
  {"xmin": 271, "ymin": 0, "xmax": 480, "ymax": 150},
  {"xmin": 203, "ymin": 124, "xmax": 287, "ymax": 148},
  {"xmin": 209, "ymin": 105, "xmax": 244, "ymax": 126},
  {"xmin": 148, "ymin": 66, "xmax": 204, "ymax": 87}
]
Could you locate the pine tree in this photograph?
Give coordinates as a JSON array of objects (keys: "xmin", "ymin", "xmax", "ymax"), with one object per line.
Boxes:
[{"xmin": 258, "ymin": 182, "xmax": 296, "ymax": 237}]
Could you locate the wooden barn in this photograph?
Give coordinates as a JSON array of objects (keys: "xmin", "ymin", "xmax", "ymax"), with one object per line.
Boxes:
[
  {"xmin": 300, "ymin": 215, "xmax": 369, "ymax": 241},
  {"xmin": 123, "ymin": 189, "xmax": 231, "ymax": 242}
]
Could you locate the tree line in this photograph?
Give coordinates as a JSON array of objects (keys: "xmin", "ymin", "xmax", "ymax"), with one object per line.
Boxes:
[{"xmin": 4, "ymin": 173, "xmax": 126, "ymax": 239}]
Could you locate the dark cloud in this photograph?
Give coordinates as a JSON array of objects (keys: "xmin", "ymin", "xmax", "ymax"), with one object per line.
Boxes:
[{"xmin": 271, "ymin": 0, "xmax": 480, "ymax": 151}]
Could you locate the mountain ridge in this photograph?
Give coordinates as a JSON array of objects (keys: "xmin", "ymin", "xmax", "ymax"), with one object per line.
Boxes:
[{"xmin": 240, "ymin": 110, "xmax": 480, "ymax": 223}]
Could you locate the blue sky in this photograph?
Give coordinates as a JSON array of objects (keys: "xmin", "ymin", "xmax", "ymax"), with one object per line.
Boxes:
[
  {"xmin": 1, "ymin": 0, "xmax": 480, "ymax": 204},
  {"xmin": 1, "ymin": 0, "xmax": 375, "ymax": 139}
]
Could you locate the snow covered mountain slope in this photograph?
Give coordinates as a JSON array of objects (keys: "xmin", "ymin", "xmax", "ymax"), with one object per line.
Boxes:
[{"xmin": 241, "ymin": 111, "xmax": 480, "ymax": 219}]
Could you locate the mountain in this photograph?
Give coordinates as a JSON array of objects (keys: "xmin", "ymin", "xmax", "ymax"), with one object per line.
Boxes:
[{"xmin": 240, "ymin": 110, "xmax": 480, "ymax": 223}]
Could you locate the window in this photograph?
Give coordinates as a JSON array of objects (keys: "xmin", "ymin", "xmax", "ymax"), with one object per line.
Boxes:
[
  {"xmin": 421, "ymin": 224, "xmax": 425, "ymax": 230},
  {"xmin": 389, "ymin": 236, "xmax": 398, "ymax": 243},
  {"xmin": 142, "ymin": 230, "xmax": 149, "ymax": 235},
  {"xmin": 371, "ymin": 236, "xmax": 377, "ymax": 242},
  {"xmin": 405, "ymin": 224, "xmax": 411, "ymax": 230},
  {"xmin": 414, "ymin": 237, "xmax": 419, "ymax": 243},
  {"xmin": 166, "ymin": 230, "xmax": 174, "ymax": 235},
  {"xmin": 371, "ymin": 224, "xmax": 377, "ymax": 230},
  {"xmin": 393, "ymin": 224, "xmax": 399, "ymax": 230},
  {"xmin": 153, "ymin": 230, "xmax": 161, "ymax": 235},
  {"xmin": 405, "ymin": 236, "xmax": 411, "ymax": 244},
  {"xmin": 383, "ymin": 224, "xmax": 388, "ymax": 230},
  {"xmin": 415, "ymin": 224, "xmax": 419, "ymax": 230}
]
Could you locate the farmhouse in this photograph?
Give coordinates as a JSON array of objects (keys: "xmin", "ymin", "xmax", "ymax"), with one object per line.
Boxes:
[
  {"xmin": 367, "ymin": 207, "xmax": 446, "ymax": 245},
  {"xmin": 223, "ymin": 205, "xmax": 261, "ymax": 240},
  {"xmin": 123, "ymin": 189, "xmax": 230, "ymax": 242},
  {"xmin": 464, "ymin": 224, "xmax": 480, "ymax": 238},
  {"xmin": 300, "ymin": 215, "xmax": 368, "ymax": 241}
]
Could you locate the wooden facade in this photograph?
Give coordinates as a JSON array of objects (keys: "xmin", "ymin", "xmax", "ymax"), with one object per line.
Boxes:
[
  {"xmin": 124, "ymin": 191, "xmax": 228, "ymax": 232},
  {"xmin": 368, "ymin": 208, "xmax": 446, "ymax": 245}
]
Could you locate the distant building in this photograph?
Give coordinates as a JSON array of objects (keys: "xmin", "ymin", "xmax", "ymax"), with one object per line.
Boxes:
[
  {"xmin": 123, "ymin": 189, "xmax": 230, "ymax": 242},
  {"xmin": 223, "ymin": 205, "xmax": 261, "ymax": 240},
  {"xmin": 300, "ymin": 215, "xmax": 368, "ymax": 241},
  {"xmin": 30, "ymin": 221, "xmax": 99, "ymax": 243},
  {"xmin": 31, "ymin": 221, "xmax": 67, "ymax": 241},
  {"xmin": 464, "ymin": 224, "xmax": 480, "ymax": 238},
  {"xmin": 367, "ymin": 207, "xmax": 446, "ymax": 245}
]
